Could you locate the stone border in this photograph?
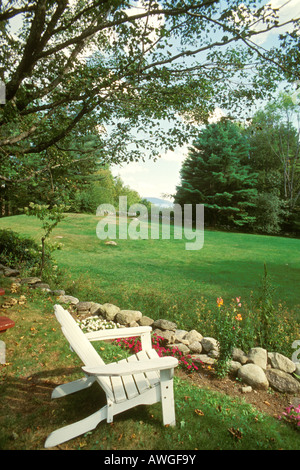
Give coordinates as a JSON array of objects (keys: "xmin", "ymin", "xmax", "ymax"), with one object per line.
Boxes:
[
  {"xmin": 1, "ymin": 266, "xmax": 300, "ymax": 395},
  {"xmin": 60, "ymin": 295, "xmax": 300, "ymax": 395}
]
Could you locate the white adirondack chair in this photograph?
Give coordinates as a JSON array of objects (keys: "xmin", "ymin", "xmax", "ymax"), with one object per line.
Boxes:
[{"xmin": 45, "ymin": 305, "xmax": 178, "ymax": 448}]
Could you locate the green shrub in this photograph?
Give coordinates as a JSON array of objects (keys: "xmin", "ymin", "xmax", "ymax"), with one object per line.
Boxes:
[{"xmin": 0, "ymin": 229, "xmax": 43, "ymax": 269}]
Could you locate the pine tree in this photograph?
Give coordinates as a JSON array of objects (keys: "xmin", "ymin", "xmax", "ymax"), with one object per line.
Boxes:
[{"xmin": 175, "ymin": 121, "xmax": 258, "ymax": 228}]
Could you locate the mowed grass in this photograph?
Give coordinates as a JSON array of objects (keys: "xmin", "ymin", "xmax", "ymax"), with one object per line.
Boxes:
[{"xmin": 1, "ymin": 213, "xmax": 299, "ymax": 322}]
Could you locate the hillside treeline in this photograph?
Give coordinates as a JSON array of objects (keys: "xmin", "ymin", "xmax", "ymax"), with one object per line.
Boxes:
[{"xmin": 175, "ymin": 94, "xmax": 300, "ymax": 235}]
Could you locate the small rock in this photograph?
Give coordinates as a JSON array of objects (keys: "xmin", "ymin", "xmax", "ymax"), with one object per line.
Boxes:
[
  {"xmin": 30, "ymin": 282, "xmax": 51, "ymax": 291},
  {"xmin": 51, "ymin": 289, "xmax": 66, "ymax": 296},
  {"xmin": 105, "ymin": 241, "xmax": 117, "ymax": 246},
  {"xmin": 191, "ymin": 354, "xmax": 215, "ymax": 365},
  {"xmin": 241, "ymin": 386, "xmax": 252, "ymax": 393},
  {"xmin": 208, "ymin": 349, "xmax": 219, "ymax": 358},
  {"xmin": 152, "ymin": 319, "xmax": 177, "ymax": 331},
  {"xmin": 20, "ymin": 277, "xmax": 41, "ymax": 285},
  {"xmin": 229, "ymin": 360, "xmax": 242, "ymax": 374}
]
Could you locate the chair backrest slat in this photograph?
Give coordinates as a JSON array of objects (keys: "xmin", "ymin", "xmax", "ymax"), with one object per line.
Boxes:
[{"xmin": 54, "ymin": 305, "xmax": 114, "ymax": 400}]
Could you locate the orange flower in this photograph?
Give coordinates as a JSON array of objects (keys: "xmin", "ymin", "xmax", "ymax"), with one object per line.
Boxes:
[
  {"xmin": 217, "ymin": 297, "xmax": 224, "ymax": 307},
  {"xmin": 235, "ymin": 313, "xmax": 242, "ymax": 321}
]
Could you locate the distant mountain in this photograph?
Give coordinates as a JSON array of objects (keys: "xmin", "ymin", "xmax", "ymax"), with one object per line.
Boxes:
[{"xmin": 144, "ymin": 197, "xmax": 174, "ymax": 208}]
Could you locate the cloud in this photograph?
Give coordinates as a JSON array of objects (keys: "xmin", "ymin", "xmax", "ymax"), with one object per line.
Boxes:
[
  {"xmin": 252, "ymin": 0, "xmax": 300, "ymax": 45},
  {"xmin": 162, "ymin": 148, "xmax": 187, "ymax": 163},
  {"xmin": 113, "ymin": 162, "xmax": 149, "ymax": 177}
]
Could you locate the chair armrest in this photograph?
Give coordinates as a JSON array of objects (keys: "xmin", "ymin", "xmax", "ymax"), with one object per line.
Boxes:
[
  {"xmin": 82, "ymin": 356, "xmax": 178, "ymax": 377},
  {"xmin": 85, "ymin": 325, "xmax": 153, "ymax": 351},
  {"xmin": 85, "ymin": 325, "xmax": 152, "ymax": 342}
]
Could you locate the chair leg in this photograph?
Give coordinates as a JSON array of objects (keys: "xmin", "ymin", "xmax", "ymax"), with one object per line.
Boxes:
[
  {"xmin": 160, "ymin": 369, "xmax": 176, "ymax": 426},
  {"xmin": 51, "ymin": 376, "xmax": 96, "ymax": 398},
  {"xmin": 44, "ymin": 405, "xmax": 108, "ymax": 448}
]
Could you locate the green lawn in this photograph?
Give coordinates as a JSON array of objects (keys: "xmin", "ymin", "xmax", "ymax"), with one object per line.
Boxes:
[
  {"xmin": 1, "ymin": 213, "xmax": 300, "ymax": 450},
  {"xmin": 1, "ymin": 213, "xmax": 299, "ymax": 322}
]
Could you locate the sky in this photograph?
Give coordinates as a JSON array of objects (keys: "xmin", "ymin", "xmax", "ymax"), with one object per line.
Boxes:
[{"xmin": 111, "ymin": 0, "xmax": 300, "ymax": 201}]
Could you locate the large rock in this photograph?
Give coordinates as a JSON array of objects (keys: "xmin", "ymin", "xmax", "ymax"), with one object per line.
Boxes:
[
  {"xmin": 191, "ymin": 354, "xmax": 215, "ymax": 366},
  {"xmin": 201, "ymin": 337, "xmax": 219, "ymax": 353},
  {"xmin": 58, "ymin": 294, "xmax": 79, "ymax": 305},
  {"xmin": 169, "ymin": 343, "xmax": 190, "ymax": 354},
  {"xmin": 152, "ymin": 328, "xmax": 176, "ymax": 344},
  {"xmin": 174, "ymin": 329, "xmax": 188, "ymax": 343},
  {"xmin": 20, "ymin": 277, "xmax": 41, "ymax": 285},
  {"xmin": 4, "ymin": 267, "xmax": 20, "ymax": 277},
  {"xmin": 265, "ymin": 369, "xmax": 300, "ymax": 394},
  {"xmin": 237, "ymin": 363, "xmax": 269, "ymax": 390},
  {"xmin": 232, "ymin": 348, "xmax": 248, "ymax": 365},
  {"xmin": 189, "ymin": 341, "xmax": 203, "ymax": 354},
  {"xmin": 139, "ymin": 316, "xmax": 154, "ymax": 326},
  {"xmin": 247, "ymin": 347, "xmax": 268, "ymax": 369},
  {"xmin": 184, "ymin": 329, "xmax": 203, "ymax": 344},
  {"xmin": 100, "ymin": 303, "xmax": 121, "ymax": 321},
  {"xmin": 152, "ymin": 319, "xmax": 177, "ymax": 331},
  {"xmin": 229, "ymin": 360, "xmax": 242, "ymax": 374},
  {"xmin": 115, "ymin": 309, "xmax": 142, "ymax": 325},
  {"xmin": 90, "ymin": 303, "xmax": 103, "ymax": 315},
  {"xmin": 76, "ymin": 301, "xmax": 94, "ymax": 314},
  {"xmin": 30, "ymin": 282, "xmax": 51, "ymax": 291},
  {"xmin": 268, "ymin": 352, "xmax": 296, "ymax": 374}
]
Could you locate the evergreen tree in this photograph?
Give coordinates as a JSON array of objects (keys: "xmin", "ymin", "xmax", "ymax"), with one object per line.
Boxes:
[
  {"xmin": 175, "ymin": 121, "xmax": 258, "ymax": 228},
  {"xmin": 247, "ymin": 93, "xmax": 300, "ymax": 233}
]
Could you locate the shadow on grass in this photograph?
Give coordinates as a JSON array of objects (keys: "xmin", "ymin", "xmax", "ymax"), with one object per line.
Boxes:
[
  {"xmin": 0, "ymin": 366, "xmax": 160, "ymax": 450},
  {"xmin": 0, "ymin": 366, "xmax": 109, "ymax": 449}
]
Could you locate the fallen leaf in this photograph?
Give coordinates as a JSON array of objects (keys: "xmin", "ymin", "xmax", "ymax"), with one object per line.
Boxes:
[
  {"xmin": 228, "ymin": 427, "xmax": 243, "ymax": 440},
  {"xmin": 194, "ymin": 409, "xmax": 204, "ymax": 416}
]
